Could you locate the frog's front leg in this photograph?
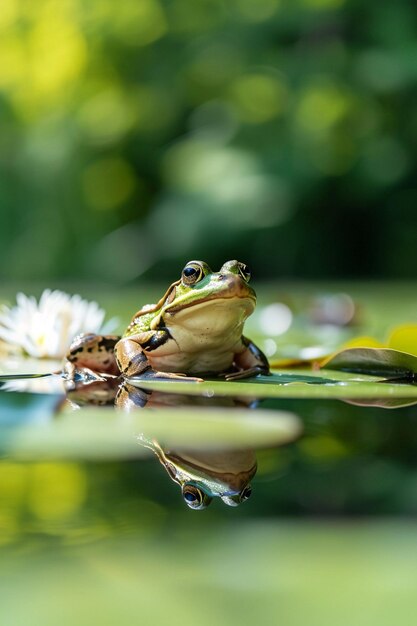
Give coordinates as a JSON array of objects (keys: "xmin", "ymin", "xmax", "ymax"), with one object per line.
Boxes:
[
  {"xmin": 114, "ymin": 333, "xmax": 154, "ymax": 377},
  {"xmin": 115, "ymin": 332, "xmax": 203, "ymax": 381},
  {"xmin": 226, "ymin": 336, "xmax": 270, "ymax": 381}
]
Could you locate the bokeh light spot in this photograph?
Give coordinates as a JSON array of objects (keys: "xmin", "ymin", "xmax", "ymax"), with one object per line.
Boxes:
[
  {"xmin": 230, "ymin": 73, "xmax": 288, "ymax": 123},
  {"xmin": 0, "ymin": 462, "xmax": 28, "ymax": 506},
  {"xmin": 83, "ymin": 157, "xmax": 137, "ymax": 210},
  {"xmin": 0, "ymin": 0, "xmax": 18, "ymax": 30},
  {"xmin": 301, "ymin": 0, "xmax": 345, "ymax": 9},
  {"xmin": 0, "ymin": 36, "xmax": 26, "ymax": 88},
  {"xmin": 361, "ymin": 137, "xmax": 409, "ymax": 185},
  {"xmin": 259, "ymin": 303, "xmax": 293, "ymax": 336},
  {"xmin": 296, "ymin": 83, "xmax": 353, "ymax": 134},
  {"xmin": 28, "ymin": 15, "xmax": 87, "ymax": 98},
  {"xmin": 232, "ymin": 0, "xmax": 281, "ymax": 22},
  {"xmin": 97, "ymin": 0, "xmax": 167, "ymax": 46},
  {"xmin": 28, "ymin": 463, "xmax": 87, "ymax": 522},
  {"xmin": 78, "ymin": 88, "xmax": 138, "ymax": 144}
]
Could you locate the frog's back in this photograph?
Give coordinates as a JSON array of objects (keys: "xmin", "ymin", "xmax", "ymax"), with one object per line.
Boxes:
[{"xmin": 125, "ymin": 309, "xmax": 158, "ymax": 337}]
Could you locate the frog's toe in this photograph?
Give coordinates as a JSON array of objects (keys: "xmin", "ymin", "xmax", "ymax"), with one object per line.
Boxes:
[
  {"xmin": 127, "ymin": 369, "xmax": 204, "ymax": 383},
  {"xmin": 224, "ymin": 367, "xmax": 266, "ymax": 381}
]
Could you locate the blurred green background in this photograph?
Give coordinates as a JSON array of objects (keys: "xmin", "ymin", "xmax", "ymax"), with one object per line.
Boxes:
[
  {"xmin": 1, "ymin": 0, "xmax": 416, "ymax": 283},
  {"xmin": 1, "ymin": 2, "xmax": 417, "ymax": 624}
]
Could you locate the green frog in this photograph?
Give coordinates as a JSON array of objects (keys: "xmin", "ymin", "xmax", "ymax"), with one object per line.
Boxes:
[{"xmin": 64, "ymin": 260, "xmax": 269, "ymax": 382}]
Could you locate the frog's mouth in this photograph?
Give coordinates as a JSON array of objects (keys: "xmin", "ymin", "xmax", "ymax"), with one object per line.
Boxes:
[{"xmin": 166, "ymin": 293, "xmax": 256, "ymax": 315}]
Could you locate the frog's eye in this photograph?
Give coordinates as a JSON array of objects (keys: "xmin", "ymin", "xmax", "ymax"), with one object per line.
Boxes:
[
  {"xmin": 239, "ymin": 484, "xmax": 252, "ymax": 502},
  {"xmin": 182, "ymin": 484, "xmax": 211, "ymax": 510},
  {"xmin": 182, "ymin": 263, "xmax": 204, "ymax": 286},
  {"xmin": 238, "ymin": 263, "xmax": 251, "ymax": 283},
  {"xmin": 220, "ymin": 484, "xmax": 252, "ymax": 507}
]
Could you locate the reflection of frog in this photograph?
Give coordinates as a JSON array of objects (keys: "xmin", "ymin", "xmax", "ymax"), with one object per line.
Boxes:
[
  {"xmin": 64, "ymin": 260, "xmax": 269, "ymax": 383},
  {"xmin": 118, "ymin": 383, "xmax": 257, "ymax": 508},
  {"xmin": 140, "ymin": 437, "xmax": 256, "ymax": 510},
  {"xmin": 115, "ymin": 382, "xmax": 258, "ymax": 410},
  {"xmin": 64, "ymin": 379, "xmax": 258, "ymax": 509}
]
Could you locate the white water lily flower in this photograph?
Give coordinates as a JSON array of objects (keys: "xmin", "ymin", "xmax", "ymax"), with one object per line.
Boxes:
[{"xmin": 0, "ymin": 290, "xmax": 118, "ymax": 359}]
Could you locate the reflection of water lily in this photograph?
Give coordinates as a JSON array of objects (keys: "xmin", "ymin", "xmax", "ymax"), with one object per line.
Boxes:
[{"xmin": 0, "ymin": 290, "xmax": 117, "ymax": 359}]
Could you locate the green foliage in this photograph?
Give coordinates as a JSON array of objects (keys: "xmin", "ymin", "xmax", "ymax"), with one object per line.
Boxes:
[{"xmin": 0, "ymin": 0, "xmax": 416, "ymax": 281}]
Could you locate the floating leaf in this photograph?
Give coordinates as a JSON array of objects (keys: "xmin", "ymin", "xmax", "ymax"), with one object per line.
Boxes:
[
  {"xmin": 321, "ymin": 347, "xmax": 417, "ymax": 378},
  {"xmin": 343, "ymin": 397, "xmax": 417, "ymax": 409},
  {"xmin": 128, "ymin": 370, "xmax": 417, "ymax": 400},
  {"xmin": 0, "ymin": 403, "xmax": 302, "ymax": 460}
]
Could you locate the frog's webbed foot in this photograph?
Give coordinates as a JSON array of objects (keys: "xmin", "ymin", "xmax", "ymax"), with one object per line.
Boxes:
[
  {"xmin": 129, "ymin": 369, "xmax": 204, "ymax": 383},
  {"xmin": 223, "ymin": 366, "xmax": 268, "ymax": 381},
  {"xmin": 62, "ymin": 361, "xmax": 110, "ymax": 391},
  {"xmin": 226, "ymin": 337, "xmax": 270, "ymax": 381}
]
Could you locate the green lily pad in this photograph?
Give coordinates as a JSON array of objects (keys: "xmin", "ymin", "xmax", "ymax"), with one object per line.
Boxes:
[
  {"xmin": 0, "ymin": 402, "xmax": 302, "ymax": 460},
  {"xmin": 127, "ymin": 370, "xmax": 417, "ymax": 400},
  {"xmin": 322, "ymin": 347, "xmax": 417, "ymax": 378}
]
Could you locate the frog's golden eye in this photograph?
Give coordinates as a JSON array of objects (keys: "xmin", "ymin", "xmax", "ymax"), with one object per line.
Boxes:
[
  {"xmin": 182, "ymin": 484, "xmax": 211, "ymax": 510},
  {"xmin": 238, "ymin": 263, "xmax": 251, "ymax": 283},
  {"xmin": 182, "ymin": 263, "xmax": 204, "ymax": 286}
]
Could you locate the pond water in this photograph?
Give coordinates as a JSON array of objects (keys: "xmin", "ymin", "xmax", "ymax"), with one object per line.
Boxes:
[{"xmin": 1, "ymin": 283, "xmax": 417, "ymax": 626}]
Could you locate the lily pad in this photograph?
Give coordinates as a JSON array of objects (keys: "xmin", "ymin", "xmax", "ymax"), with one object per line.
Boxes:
[
  {"xmin": 127, "ymin": 370, "xmax": 417, "ymax": 400},
  {"xmin": 321, "ymin": 347, "xmax": 417, "ymax": 378},
  {"xmin": 343, "ymin": 397, "xmax": 417, "ymax": 409},
  {"xmin": 0, "ymin": 402, "xmax": 302, "ymax": 460}
]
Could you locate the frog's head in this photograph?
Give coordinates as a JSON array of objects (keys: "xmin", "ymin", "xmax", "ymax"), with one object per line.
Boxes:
[
  {"xmin": 155, "ymin": 260, "xmax": 256, "ymax": 332},
  {"xmin": 181, "ymin": 481, "xmax": 253, "ymax": 510},
  {"xmin": 155, "ymin": 446, "xmax": 257, "ymax": 510}
]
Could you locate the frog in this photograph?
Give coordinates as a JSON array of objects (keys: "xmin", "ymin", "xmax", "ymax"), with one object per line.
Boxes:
[
  {"xmin": 114, "ymin": 259, "xmax": 269, "ymax": 381},
  {"xmin": 63, "ymin": 260, "xmax": 269, "ymax": 383}
]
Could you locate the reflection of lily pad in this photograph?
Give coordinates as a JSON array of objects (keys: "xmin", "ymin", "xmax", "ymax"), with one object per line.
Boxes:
[
  {"xmin": 0, "ymin": 403, "xmax": 302, "ymax": 460},
  {"xmin": 343, "ymin": 397, "xmax": 417, "ymax": 409},
  {"xmin": 321, "ymin": 348, "xmax": 417, "ymax": 378}
]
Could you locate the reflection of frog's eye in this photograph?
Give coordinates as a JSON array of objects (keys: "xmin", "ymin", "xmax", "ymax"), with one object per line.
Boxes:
[
  {"xmin": 238, "ymin": 263, "xmax": 251, "ymax": 283},
  {"xmin": 182, "ymin": 484, "xmax": 211, "ymax": 510},
  {"xmin": 239, "ymin": 484, "xmax": 252, "ymax": 502},
  {"xmin": 182, "ymin": 264, "xmax": 204, "ymax": 286}
]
